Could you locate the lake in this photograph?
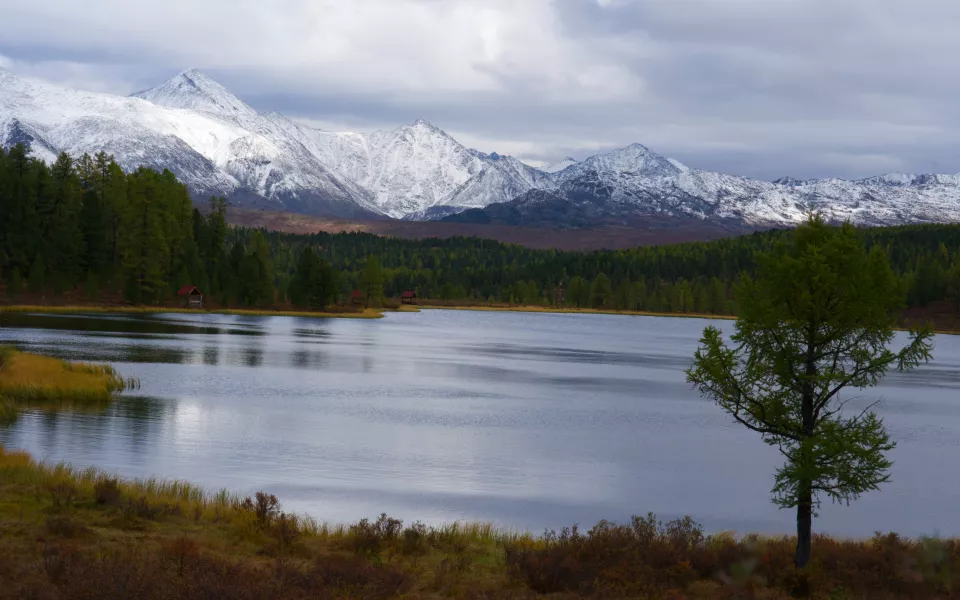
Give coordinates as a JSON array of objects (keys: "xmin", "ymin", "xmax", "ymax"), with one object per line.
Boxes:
[{"xmin": 1, "ymin": 308, "xmax": 959, "ymax": 537}]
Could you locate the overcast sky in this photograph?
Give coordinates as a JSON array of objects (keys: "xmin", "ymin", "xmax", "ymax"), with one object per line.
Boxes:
[{"xmin": 1, "ymin": 0, "xmax": 958, "ymax": 179}]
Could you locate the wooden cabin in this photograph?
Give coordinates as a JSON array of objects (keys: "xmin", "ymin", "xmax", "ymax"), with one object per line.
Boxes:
[
  {"xmin": 350, "ymin": 290, "xmax": 364, "ymax": 305},
  {"xmin": 400, "ymin": 290, "xmax": 418, "ymax": 305},
  {"xmin": 176, "ymin": 285, "xmax": 203, "ymax": 308}
]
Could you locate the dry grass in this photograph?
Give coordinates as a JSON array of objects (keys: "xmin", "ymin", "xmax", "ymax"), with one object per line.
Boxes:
[
  {"xmin": 1, "ymin": 445, "xmax": 959, "ymax": 598},
  {"xmin": 0, "ymin": 349, "xmax": 130, "ymax": 410}
]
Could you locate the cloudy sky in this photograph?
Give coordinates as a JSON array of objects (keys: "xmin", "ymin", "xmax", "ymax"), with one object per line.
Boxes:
[{"xmin": 1, "ymin": 0, "xmax": 957, "ymax": 179}]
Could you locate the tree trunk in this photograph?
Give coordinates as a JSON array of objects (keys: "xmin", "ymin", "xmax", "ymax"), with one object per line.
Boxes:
[{"xmin": 795, "ymin": 484, "xmax": 813, "ymax": 568}]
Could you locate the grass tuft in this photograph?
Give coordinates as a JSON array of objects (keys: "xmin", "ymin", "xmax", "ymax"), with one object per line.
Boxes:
[{"xmin": 0, "ymin": 348, "xmax": 130, "ymax": 410}]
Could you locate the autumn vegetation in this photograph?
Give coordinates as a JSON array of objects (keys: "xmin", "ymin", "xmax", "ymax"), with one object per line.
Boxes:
[
  {"xmin": 0, "ymin": 347, "xmax": 132, "ymax": 425},
  {"xmin": 1, "ymin": 445, "xmax": 959, "ymax": 600}
]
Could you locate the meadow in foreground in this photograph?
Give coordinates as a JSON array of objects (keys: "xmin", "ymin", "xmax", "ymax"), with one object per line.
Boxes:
[{"xmin": 0, "ymin": 445, "xmax": 958, "ymax": 600}]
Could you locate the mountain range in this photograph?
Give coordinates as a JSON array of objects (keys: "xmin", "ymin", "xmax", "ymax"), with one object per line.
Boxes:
[{"xmin": 4, "ymin": 67, "xmax": 960, "ymax": 228}]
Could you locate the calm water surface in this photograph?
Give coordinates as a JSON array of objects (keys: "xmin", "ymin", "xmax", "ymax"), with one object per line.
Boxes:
[{"xmin": 1, "ymin": 309, "xmax": 959, "ymax": 537}]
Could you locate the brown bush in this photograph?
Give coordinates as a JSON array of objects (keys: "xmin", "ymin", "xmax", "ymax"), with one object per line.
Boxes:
[
  {"xmin": 44, "ymin": 515, "xmax": 86, "ymax": 538},
  {"xmin": 47, "ymin": 481, "xmax": 78, "ymax": 512},
  {"xmin": 241, "ymin": 491, "xmax": 280, "ymax": 528},
  {"xmin": 93, "ymin": 478, "xmax": 121, "ymax": 506},
  {"xmin": 348, "ymin": 513, "xmax": 403, "ymax": 558},
  {"xmin": 121, "ymin": 496, "xmax": 181, "ymax": 522},
  {"xmin": 504, "ymin": 514, "xmax": 960, "ymax": 599}
]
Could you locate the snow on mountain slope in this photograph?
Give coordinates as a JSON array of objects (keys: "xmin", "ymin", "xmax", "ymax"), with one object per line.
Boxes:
[
  {"xmin": 7, "ymin": 66, "xmax": 960, "ymax": 227},
  {"xmin": 273, "ymin": 117, "xmax": 486, "ymax": 218},
  {"xmin": 131, "ymin": 69, "xmax": 261, "ymax": 129},
  {"xmin": 0, "ymin": 68, "xmax": 380, "ymax": 218},
  {"xmin": 437, "ymin": 152, "xmax": 558, "ymax": 210},
  {"xmin": 130, "ymin": 71, "xmax": 380, "ymax": 217},
  {"xmin": 543, "ymin": 157, "xmax": 579, "ymax": 173}
]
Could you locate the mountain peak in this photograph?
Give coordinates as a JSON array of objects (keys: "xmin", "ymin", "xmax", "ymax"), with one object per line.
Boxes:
[
  {"xmin": 131, "ymin": 68, "xmax": 257, "ymax": 121},
  {"xmin": 406, "ymin": 118, "xmax": 446, "ymax": 133},
  {"xmin": 576, "ymin": 142, "xmax": 680, "ymax": 179},
  {"xmin": 543, "ymin": 157, "xmax": 579, "ymax": 174}
]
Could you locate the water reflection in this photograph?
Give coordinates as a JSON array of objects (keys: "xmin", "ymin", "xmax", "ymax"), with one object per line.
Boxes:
[{"xmin": 202, "ymin": 346, "xmax": 220, "ymax": 366}]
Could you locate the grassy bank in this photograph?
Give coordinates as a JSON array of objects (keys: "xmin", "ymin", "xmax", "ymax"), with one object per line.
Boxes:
[
  {"xmin": 0, "ymin": 349, "xmax": 132, "ymax": 424},
  {"xmin": 0, "ymin": 304, "xmax": 384, "ymax": 319},
  {"xmin": 0, "ymin": 445, "xmax": 958, "ymax": 599}
]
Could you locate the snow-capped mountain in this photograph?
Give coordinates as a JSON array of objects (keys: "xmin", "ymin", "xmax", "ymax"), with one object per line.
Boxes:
[
  {"xmin": 0, "ymin": 68, "xmax": 380, "ymax": 218},
  {"xmin": 6, "ymin": 66, "xmax": 960, "ymax": 228},
  {"xmin": 543, "ymin": 157, "xmax": 579, "ymax": 174}
]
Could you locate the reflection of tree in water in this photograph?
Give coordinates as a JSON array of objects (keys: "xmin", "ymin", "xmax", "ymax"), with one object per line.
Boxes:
[
  {"xmin": 202, "ymin": 346, "xmax": 220, "ymax": 366},
  {"xmin": 118, "ymin": 344, "xmax": 192, "ymax": 365},
  {"xmin": 111, "ymin": 396, "xmax": 175, "ymax": 457},
  {"xmin": 291, "ymin": 349, "xmax": 328, "ymax": 370},
  {"xmin": 243, "ymin": 347, "xmax": 263, "ymax": 368},
  {"xmin": 0, "ymin": 313, "xmax": 262, "ymax": 337}
]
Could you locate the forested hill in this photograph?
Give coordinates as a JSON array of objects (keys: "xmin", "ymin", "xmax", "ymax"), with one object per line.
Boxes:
[{"xmin": 2, "ymin": 144, "xmax": 960, "ymax": 318}]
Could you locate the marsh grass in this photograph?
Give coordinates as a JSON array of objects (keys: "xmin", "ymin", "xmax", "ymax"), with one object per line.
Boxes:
[{"xmin": 0, "ymin": 349, "xmax": 129, "ymax": 409}]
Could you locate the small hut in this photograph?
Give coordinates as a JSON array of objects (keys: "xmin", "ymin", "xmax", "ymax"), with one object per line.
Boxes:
[
  {"xmin": 176, "ymin": 285, "xmax": 203, "ymax": 308},
  {"xmin": 400, "ymin": 290, "xmax": 418, "ymax": 305},
  {"xmin": 350, "ymin": 290, "xmax": 364, "ymax": 305}
]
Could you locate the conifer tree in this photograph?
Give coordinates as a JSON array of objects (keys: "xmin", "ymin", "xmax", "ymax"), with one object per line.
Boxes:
[
  {"xmin": 360, "ymin": 255, "xmax": 384, "ymax": 309},
  {"xmin": 687, "ymin": 215, "xmax": 934, "ymax": 568}
]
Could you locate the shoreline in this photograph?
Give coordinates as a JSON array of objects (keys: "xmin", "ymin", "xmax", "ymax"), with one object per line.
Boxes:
[
  {"xmin": 419, "ymin": 303, "xmax": 960, "ymax": 335},
  {"xmin": 417, "ymin": 303, "xmax": 737, "ymax": 320},
  {"xmin": 0, "ymin": 444, "xmax": 952, "ymax": 599},
  {"xmin": 0, "ymin": 304, "xmax": 385, "ymax": 320}
]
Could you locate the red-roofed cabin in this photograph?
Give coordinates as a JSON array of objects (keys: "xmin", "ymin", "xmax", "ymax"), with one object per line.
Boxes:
[
  {"xmin": 176, "ymin": 285, "xmax": 203, "ymax": 308},
  {"xmin": 400, "ymin": 290, "xmax": 418, "ymax": 305},
  {"xmin": 350, "ymin": 290, "xmax": 363, "ymax": 305}
]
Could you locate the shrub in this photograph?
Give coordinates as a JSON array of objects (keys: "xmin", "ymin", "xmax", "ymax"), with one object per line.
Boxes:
[
  {"xmin": 309, "ymin": 554, "xmax": 410, "ymax": 598},
  {"xmin": 45, "ymin": 515, "xmax": 85, "ymax": 538},
  {"xmin": 162, "ymin": 536, "xmax": 200, "ymax": 577},
  {"xmin": 93, "ymin": 477, "xmax": 122, "ymax": 506},
  {"xmin": 47, "ymin": 481, "xmax": 78, "ymax": 512},
  {"xmin": 348, "ymin": 513, "xmax": 403, "ymax": 558},
  {"xmin": 122, "ymin": 496, "xmax": 181, "ymax": 521},
  {"xmin": 401, "ymin": 521, "xmax": 429, "ymax": 558},
  {"xmin": 241, "ymin": 491, "xmax": 280, "ymax": 528}
]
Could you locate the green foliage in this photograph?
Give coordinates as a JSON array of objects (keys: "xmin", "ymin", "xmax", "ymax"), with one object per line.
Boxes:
[
  {"xmin": 84, "ymin": 271, "xmax": 100, "ymax": 301},
  {"xmin": 7, "ymin": 267, "xmax": 21, "ymax": 296},
  {"xmin": 360, "ymin": 255, "xmax": 384, "ymax": 308},
  {"xmin": 590, "ymin": 272, "xmax": 612, "ymax": 308},
  {"xmin": 7, "ymin": 146, "xmax": 960, "ymax": 319},
  {"xmin": 289, "ymin": 247, "xmax": 339, "ymax": 310},
  {"xmin": 686, "ymin": 215, "xmax": 935, "ymax": 568},
  {"xmin": 27, "ymin": 254, "xmax": 45, "ymax": 294}
]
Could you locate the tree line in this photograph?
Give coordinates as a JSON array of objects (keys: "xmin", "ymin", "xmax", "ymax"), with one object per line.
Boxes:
[{"xmin": 4, "ymin": 145, "xmax": 960, "ymax": 315}]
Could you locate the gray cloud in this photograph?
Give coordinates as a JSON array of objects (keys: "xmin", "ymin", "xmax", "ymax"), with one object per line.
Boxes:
[{"xmin": 1, "ymin": 0, "xmax": 959, "ymax": 178}]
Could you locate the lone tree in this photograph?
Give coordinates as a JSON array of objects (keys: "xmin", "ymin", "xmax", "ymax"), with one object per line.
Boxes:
[{"xmin": 686, "ymin": 215, "xmax": 933, "ymax": 569}]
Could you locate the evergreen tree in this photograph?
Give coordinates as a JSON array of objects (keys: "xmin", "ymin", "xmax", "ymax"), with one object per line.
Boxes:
[
  {"xmin": 8, "ymin": 267, "xmax": 22, "ymax": 297},
  {"xmin": 590, "ymin": 273, "xmax": 612, "ymax": 308},
  {"xmin": 27, "ymin": 254, "xmax": 45, "ymax": 294},
  {"xmin": 85, "ymin": 271, "xmax": 100, "ymax": 301},
  {"xmin": 360, "ymin": 255, "xmax": 384, "ymax": 308},
  {"xmin": 686, "ymin": 216, "xmax": 934, "ymax": 568}
]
